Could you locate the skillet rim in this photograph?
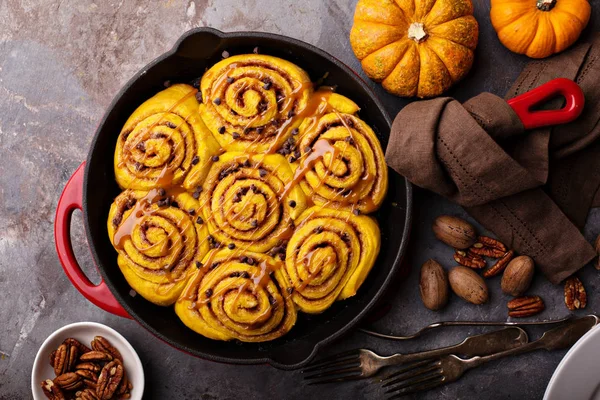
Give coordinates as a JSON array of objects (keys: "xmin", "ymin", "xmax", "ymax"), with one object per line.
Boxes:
[{"xmin": 82, "ymin": 27, "xmax": 413, "ymax": 369}]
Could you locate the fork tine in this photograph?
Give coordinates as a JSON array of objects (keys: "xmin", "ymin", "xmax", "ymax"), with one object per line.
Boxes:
[
  {"xmin": 380, "ymin": 360, "xmax": 438, "ymax": 385},
  {"xmin": 387, "ymin": 375, "xmax": 446, "ymax": 399},
  {"xmin": 302, "ymin": 355, "xmax": 360, "ymax": 374},
  {"xmin": 302, "ymin": 349, "xmax": 359, "ymax": 372},
  {"xmin": 381, "ymin": 361, "xmax": 441, "ymax": 388},
  {"xmin": 305, "ymin": 369, "xmax": 363, "ymax": 385},
  {"xmin": 304, "ymin": 365, "xmax": 362, "ymax": 381},
  {"xmin": 384, "ymin": 369, "xmax": 442, "ymax": 393}
]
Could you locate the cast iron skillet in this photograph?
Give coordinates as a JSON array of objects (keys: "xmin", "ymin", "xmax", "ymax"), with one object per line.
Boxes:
[{"xmin": 54, "ymin": 27, "xmax": 412, "ymax": 369}]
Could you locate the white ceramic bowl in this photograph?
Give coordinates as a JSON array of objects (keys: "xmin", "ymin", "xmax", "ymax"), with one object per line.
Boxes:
[{"xmin": 31, "ymin": 322, "xmax": 144, "ymax": 399}]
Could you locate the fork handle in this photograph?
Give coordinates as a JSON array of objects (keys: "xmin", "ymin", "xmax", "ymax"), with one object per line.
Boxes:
[{"xmin": 465, "ymin": 315, "xmax": 598, "ymax": 370}]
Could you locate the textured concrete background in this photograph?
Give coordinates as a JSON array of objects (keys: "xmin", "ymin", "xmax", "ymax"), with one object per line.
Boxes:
[{"xmin": 1, "ymin": 1, "xmax": 599, "ymax": 399}]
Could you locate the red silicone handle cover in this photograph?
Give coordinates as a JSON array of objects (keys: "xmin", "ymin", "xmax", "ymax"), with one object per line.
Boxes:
[
  {"xmin": 54, "ymin": 162, "xmax": 131, "ymax": 319},
  {"xmin": 507, "ymin": 78, "xmax": 585, "ymax": 130}
]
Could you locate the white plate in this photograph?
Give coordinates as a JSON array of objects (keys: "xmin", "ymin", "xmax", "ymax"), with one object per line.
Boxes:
[
  {"xmin": 545, "ymin": 324, "xmax": 600, "ymax": 400},
  {"xmin": 32, "ymin": 322, "xmax": 144, "ymax": 399}
]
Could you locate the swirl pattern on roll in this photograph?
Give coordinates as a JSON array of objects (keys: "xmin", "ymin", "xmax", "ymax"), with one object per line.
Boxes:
[
  {"xmin": 114, "ymin": 84, "xmax": 221, "ymax": 191},
  {"xmin": 292, "ymin": 97, "xmax": 388, "ymax": 213},
  {"xmin": 199, "ymin": 55, "xmax": 312, "ymax": 153},
  {"xmin": 175, "ymin": 249, "xmax": 296, "ymax": 342},
  {"xmin": 280, "ymin": 206, "xmax": 380, "ymax": 314},
  {"xmin": 107, "ymin": 189, "xmax": 209, "ymax": 305},
  {"xmin": 199, "ymin": 152, "xmax": 307, "ymax": 252}
]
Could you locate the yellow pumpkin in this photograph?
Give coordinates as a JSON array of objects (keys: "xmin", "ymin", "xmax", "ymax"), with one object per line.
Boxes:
[
  {"xmin": 490, "ymin": 0, "xmax": 591, "ymax": 59},
  {"xmin": 349, "ymin": 0, "xmax": 479, "ymax": 98}
]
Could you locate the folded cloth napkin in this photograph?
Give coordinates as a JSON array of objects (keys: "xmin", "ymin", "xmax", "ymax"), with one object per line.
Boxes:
[{"xmin": 386, "ymin": 33, "xmax": 600, "ymax": 284}]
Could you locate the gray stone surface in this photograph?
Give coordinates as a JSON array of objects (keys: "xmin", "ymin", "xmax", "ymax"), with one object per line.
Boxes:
[{"xmin": 0, "ymin": 1, "xmax": 599, "ymax": 399}]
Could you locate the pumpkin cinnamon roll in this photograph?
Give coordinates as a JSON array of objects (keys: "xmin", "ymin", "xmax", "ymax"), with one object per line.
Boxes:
[
  {"xmin": 291, "ymin": 97, "xmax": 388, "ymax": 213},
  {"xmin": 114, "ymin": 84, "xmax": 221, "ymax": 191},
  {"xmin": 107, "ymin": 189, "xmax": 209, "ymax": 306},
  {"xmin": 175, "ymin": 249, "xmax": 297, "ymax": 342},
  {"xmin": 198, "ymin": 55, "xmax": 312, "ymax": 153},
  {"xmin": 280, "ymin": 206, "xmax": 380, "ymax": 313},
  {"xmin": 199, "ymin": 152, "xmax": 307, "ymax": 253}
]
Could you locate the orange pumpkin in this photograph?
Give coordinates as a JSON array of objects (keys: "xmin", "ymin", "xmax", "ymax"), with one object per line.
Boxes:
[
  {"xmin": 490, "ymin": 0, "xmax": 591, "ymax": 59},
  {"xmin": 349, "ymin": 0, "xmax": 479, "ymax": 98}
]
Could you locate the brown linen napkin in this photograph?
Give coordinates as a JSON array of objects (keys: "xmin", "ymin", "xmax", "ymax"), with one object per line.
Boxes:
[{"xmin": 386, "ymin": 34, "xmax": 600, "ymax": 284}]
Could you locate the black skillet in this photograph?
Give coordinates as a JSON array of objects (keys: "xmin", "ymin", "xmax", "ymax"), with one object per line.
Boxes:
[{"xmin": 54, "ymin": 27, "xmax": 412, "ymax": 370}]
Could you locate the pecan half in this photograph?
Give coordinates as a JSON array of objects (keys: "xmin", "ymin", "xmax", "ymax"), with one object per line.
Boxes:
[
  {"xmin": 75, "ymin": 362, "xmax": 102, "ymax": 374},
  {"xmin": 53, "ymin": 344, "xmax": 78, "ymax": 376},
  {"xmin": 41, "ymin": 379, "xmax": 66, "ymax": 400},
  {"xmin": 116, "ymin": 370, "xmax": 132, "ymax": 396},
  {"xmin": 565, "ymin": 276, "xmax": 587, "ymax": 310},
  {"xmin": 75, "ymin": 389, "xmax": 99, "ymax": 400},
  {"xmin": 79, "ymin": 351, "xmax": 113, "ymax": 363},
  {"xmin": 483, "ymin": 250, "xmax": 515, "ymax": 278},
  {"xmin": 64, "ymin": 338, "xmax": 92, "ymax": 355},
  {"xmin": 96, "ymin": 359, "xmax": 123, "ymax": 400},
  {"xmin": 91, "ymin": 336, "xmax": 122, "ymax": 362},
  {"xmin": 49, "ymin": 350, "xmax": 57, "ymax": 367},
  {"xmin": 54, "ymin": 372, "xmax": 83, "ymax": 391},
  {"xmin": 76, "ymin": 369, "xmax": 98, "ymax": 385},
  {"xmin": 454, "ymin": 250, "xmax": 486, "ymax": 269},
  {"xmin": 508, "ymin": 295, "xmax": 545, "ymax": 317},
  {"xmin": 470, "ymin": 236, "xmax": 507, "ymax": 258}
]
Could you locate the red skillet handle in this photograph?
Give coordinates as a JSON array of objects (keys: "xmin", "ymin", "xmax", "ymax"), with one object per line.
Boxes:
[
  {"xmin": 54, "ymin": 162, "xmax": 131, "ymax": 319},
  {"xmin": 507, "ymin": 78, "xmax": 585, "ymax": 130}
]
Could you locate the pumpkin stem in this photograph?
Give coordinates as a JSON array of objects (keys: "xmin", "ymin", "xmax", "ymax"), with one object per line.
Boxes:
[
  {"xmin": 408, "ymin": 22, "xmax": 428, "ymax": 43},
  {"xmin": 537, "ymin": 0, "xmax": 556, "ymax": 11}
]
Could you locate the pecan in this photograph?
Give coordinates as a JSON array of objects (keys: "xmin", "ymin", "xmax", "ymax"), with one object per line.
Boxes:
[
  {"xmin": 91, "ymin": 336, "xmax": 122, "ymax": 362},
  {"xmin": 564, "ymin": 276, "xmax": 587, "ymax": 310},
  {"xmin": 483, "ymin": 250, "xmax": 515, "ymax": 278},
  {"xmin": 49, "ymin": 350, "xmax": 57, "ymax": 367},
  {"xmin": 64, "ymin": 338, "xmax": 92, "ymax": 355},
  {"xmin": 42, "ymin": 379, "xmax": 66, "ymax": 400},
  {"xmin": 116, "ymin": 371, "xmax": 130, "ymax": 395},
  {"xmin": 53, "ymin": 344, "xmax": 78, "ymax": 376},
  {"xmin": 96, "ymin": 359, "xmax": 123, "ymax": 400},
  {"xmin": 454, "ymin": 250, "xmax": 486, "ymax": 269},
  {"xmin": 75, "ymin": 389, "xmax": 99, "ymax": 400},
  {"xmin": 76, "ymin": 369, "xmax": 98, "ymax": 384},
  {"xmin": 75, "ymin": 362, "xmax": 102, "ymax": 374},
  {"xmin": 54, "ymin": 372, "xmax": 83, "ymax": 391},
  {"xmin": 508, "ymin": 295, "xmax": 545, "ymax": 317},
  {"xmin": 79, "ymin": 351, "xmax": 113, "ymax": 363},
  {"xmin": 469, "ymin": 236, "xmax": 507, "ymax": 258}
]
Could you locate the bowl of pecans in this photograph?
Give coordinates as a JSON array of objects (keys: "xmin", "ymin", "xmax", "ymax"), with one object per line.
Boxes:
[{"xmin": 31, "ymin": 322, "xmax": 144, "ymax": 400}]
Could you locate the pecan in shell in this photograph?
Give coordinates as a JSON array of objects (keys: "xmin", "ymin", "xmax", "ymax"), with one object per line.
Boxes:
[
  {"xmin": 91, "ymin": 336, "xmax": 122, "ymax": 362},
  {"xmin": 483, "ymin": 250, "xmax": 515, "ymax": 278},
  {"xmin": 79, "ymin": 351, "xmax": 113, "ymax": 363},
  {"xmin": 41, "ymin": 379, "xmax": 66, "ymax": 400},
  {"xmin": 96, "ymin": 359, "xmax": 123, "ymax": 400},
  {"xmin": 54, "ymin": 372, "xmax": 83, "ymax": 391},
  {"xmin": 454, "ymin": 250, "xmax": 486, "ymax": 269},
  {"xmin": 508, "ymin": 295, "xmax": 545, "ymax": 318},
  {"xmin": 470, "ymin": 236, "xmax": 507, "ymax": 258},
  {"xmin": 564, "ymin": 276, "xmax": 587, "ymax": 310}
]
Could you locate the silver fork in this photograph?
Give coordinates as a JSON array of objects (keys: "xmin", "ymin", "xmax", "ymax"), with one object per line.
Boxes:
[
  {"xmin": 302, "ymin": 327, "xmax": 527, "ymax": 384},
  {"xmin": 382, "ymin": 315, "xmax": 599, "ymax": 398}
]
